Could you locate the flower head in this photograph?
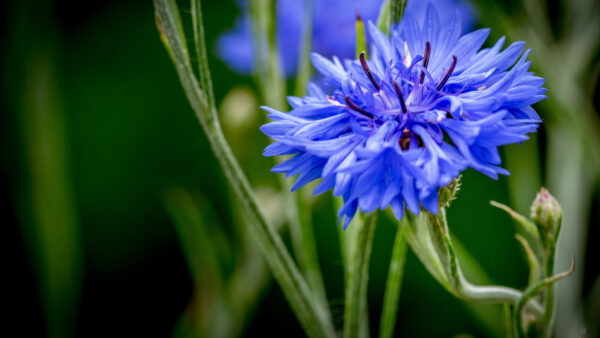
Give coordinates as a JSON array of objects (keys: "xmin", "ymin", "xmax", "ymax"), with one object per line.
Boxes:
[
  {"xmin": 218, "ymin": 0, "xmax": 476, "ymax": 76},
  {"xmin": 261, "ymin": 4, "xmax": 546, "ymax": 228}
]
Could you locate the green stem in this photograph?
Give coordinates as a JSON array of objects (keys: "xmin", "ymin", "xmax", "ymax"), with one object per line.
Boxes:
[
  {"xmin": 298, "ymin": 195, "xmax": 332, "ymax": 322},
  {"xmin": 294, "ymin": 0, "xmax": 313, "ymax": 97},
  {"xmin": 250, "ymin": 0, "xmax": 286, "ymax": 110},
  {"xmin": 513, "ymin": 261, "xmax": 575, "ymax": 338},
  {"xmin": 504, "ymin": 303, "xmax": 513, "ymax": 338},
  {"xmin": 250, "ymin": 0, "xmax": 331, "ymax": 323},
  {"xmin": 424, "ymin": 208, "xmax": 544, "ymax": 316},
  {"xmin": 153, "ymin": 1, "xmax": 335, "ymax": 336},
  {"xmin": 378, "ymin": 222, "xmax": 408, "ymax": 338},
  {"xmin": 344, "ymin": 212, "xmax": 378, "ymax": 338},
  {"xmin": 191, "ymin": 0, "xmax": 215, "ymax": 110},
  {"xmin": 541, "ymin": 212, "xmax": 562, "ymax": 338}
]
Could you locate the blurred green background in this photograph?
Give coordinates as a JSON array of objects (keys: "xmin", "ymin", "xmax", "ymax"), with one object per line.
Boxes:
[{"xmin": 2, "ymin": 0, "xmax": 599, "ymax": 337}]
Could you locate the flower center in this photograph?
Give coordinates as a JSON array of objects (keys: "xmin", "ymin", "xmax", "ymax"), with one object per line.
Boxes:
[{"xmin": 334, "ymin": 42, "xmax": 459, "ymax": 151}]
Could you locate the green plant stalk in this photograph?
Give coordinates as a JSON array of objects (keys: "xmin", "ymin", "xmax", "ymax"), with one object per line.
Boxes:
[
  {"xmin": 541, "ymin": 211, "xmax": 563, "ymax": 338},
  {"xmin": 153, "ymin": 1, "xmax": 335, "ymax": 336},
  {"xmin": 344, "ymin": 212, "xmax": 378, "ymax": 338},
  {"xmin": 379, "ymin": 222, "xmax": 408, "ymax": 338},
  {"xmin": 335, "ymin": 200, "xmax": 371, "ymax": 338},
  {"xmin": 294, "ymin": 0, "xmax": 313, "ymax": 97},
  {"xmin": 422, "ymin": 207, "xmax": 544, "ymax": 315},
  {"xmin": 513, "ymin": 260, "xmax": 575, "ymax": 338},
  {"xmin": 191, "ymin": 0, "xmax": 215, "ymax": 110},
  {"xmin": 250, "ymin": 0, "xmax": 331, "ymax": 322},
  {"xmin": 297, "ymin": 195, "xmax": 332, "ymax": 322},
  {"xmin": 503, "ymin": 303, "xmax": 513, "ymax": 338},
  {"xmin": 250, "ymin": 0, "xmax": 286, "ymax": 110}
]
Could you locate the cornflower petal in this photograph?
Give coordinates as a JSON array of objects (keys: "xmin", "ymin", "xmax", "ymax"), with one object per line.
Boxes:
[{"xmin": 260, "ymin": 4, "xmax": 544, "ymax": 227}]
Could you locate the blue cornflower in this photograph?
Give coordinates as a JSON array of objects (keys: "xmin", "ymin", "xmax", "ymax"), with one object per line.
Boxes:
[
  {"xmin": 217, "ymin": 0, "xmax": 476, "ymax": 76},
  {"xmin": 260, "ymin": 4, "xmax": 546, "ymax": 228}
]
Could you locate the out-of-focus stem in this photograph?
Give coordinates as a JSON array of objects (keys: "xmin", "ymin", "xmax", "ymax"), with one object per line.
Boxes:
[
  {"xmin": 20, "ymin": 47, "xmax": 82, "ymax": 338},
  {"xmin": 379, "ymin": 222, "xmax": 407, "ymax": 338},
  {"xmin": 294, "ymin": 0, "xmax": 313, "ymax": 97},
  {"xmin": 344, "ymin": 212, "xmax": 378, "ymax": 338},
  {"xmin": 250, "ymin": 0, "xmax": 331, "ymax": 323},
  {"xmin": 154, "ymin": 1, "xmax": 335, "ymax": 336}
]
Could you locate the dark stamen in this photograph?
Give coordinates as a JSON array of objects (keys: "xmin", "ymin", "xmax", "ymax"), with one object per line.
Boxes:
[
  {"xmin": 360, "ymin": 52, "xmax": 380, "ymax": 91},
  {"xmin": 345, "ymin": 96, "xmax": 374, "ymax": 119},
  {"xmin": 416, "ymin": 135, "xmax": 424, "ymax": 148},
  {"xmin": 437, "ymin": 55, "xmax": 457, "ymax": 91},
  {"xmin": 401, "ymin": 138, "xmax": 410, "ymax": 150},
  {"xmin": 399, "ymin": 129, "xmax": 411, "ymax": 150},
  {"xmin": 420, "ymin": 41, "xmax": 431, "ymax": 83},
  {"xmin": 393, "ymin": 81, "xmax": 407, "ymax": 114}
]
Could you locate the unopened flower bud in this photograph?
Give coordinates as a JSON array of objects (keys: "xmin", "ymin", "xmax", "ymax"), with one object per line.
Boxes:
[{"xmin": 530, "ymin": 188, "xmax": 562, "ymax": 246}]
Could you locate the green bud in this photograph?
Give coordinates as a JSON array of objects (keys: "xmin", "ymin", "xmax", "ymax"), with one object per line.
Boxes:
[
  {"xmin": 439, "ymin": 176, "xmax": 462, "ymax": 208},
  {"xmin": 530, "ymin": 188, "xmax": 562, "ymax": 247}
]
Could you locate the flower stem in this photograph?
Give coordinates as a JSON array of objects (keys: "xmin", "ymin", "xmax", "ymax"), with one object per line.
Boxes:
[
  {"xmin": 294, "ymin": 0, "xmax": 313, "ymax": 97},
  {"xmin": 250, "ymin": 0, "xmax": 331, "ymax": 323},
  {"xmin": 153, "ymin": 1, "xmax": 335, "ymax": 336},
  {"xmin": 344, "ymin": 212, "xmax": 378, "ymax": 338},
  {"xmin": 423, "ymin": 208, "xmax": 544, "ymax": 316},
  {"xmin": 513, "ymin": 261, "xmax": 575, "ymax": 337},
  {"xmin": 378, "ymin": 222, "xmax": 407, "ymax": 338}
]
